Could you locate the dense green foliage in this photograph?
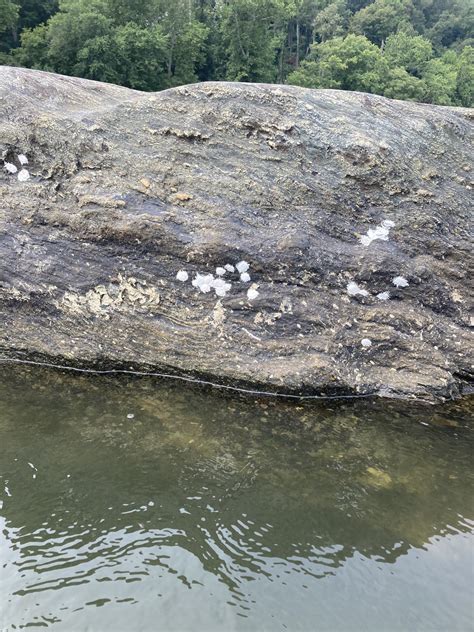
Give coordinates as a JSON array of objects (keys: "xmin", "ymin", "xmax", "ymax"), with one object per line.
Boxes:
[{"xmin": 1, "ymin": 0, "xmax": 473, "ymax": 105}]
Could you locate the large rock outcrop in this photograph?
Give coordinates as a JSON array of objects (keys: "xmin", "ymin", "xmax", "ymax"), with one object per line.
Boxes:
[{"xmin": 0, "ymin": 66, "xmax": 472, "ymax": 402}]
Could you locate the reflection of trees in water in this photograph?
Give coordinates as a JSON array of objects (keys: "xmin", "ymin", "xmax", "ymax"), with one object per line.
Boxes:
[{"xmin": 0, "ymin": 364, "xmax": 472, "ymax": 593}]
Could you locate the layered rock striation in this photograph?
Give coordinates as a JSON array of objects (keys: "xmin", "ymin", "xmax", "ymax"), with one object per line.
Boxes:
[{"xmin": 1, "ymin": 66, "xmax": 473, "ymax": 401}]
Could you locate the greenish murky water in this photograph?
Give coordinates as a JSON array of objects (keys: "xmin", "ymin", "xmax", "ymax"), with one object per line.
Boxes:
[{"xmin": 0, "ymin": 366, "xmax": 473, "ymax": 631}]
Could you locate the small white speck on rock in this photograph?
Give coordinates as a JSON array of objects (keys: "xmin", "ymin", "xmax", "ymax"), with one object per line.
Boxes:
[
  {"xmin": 376, "ymin": 291, "xmax": 390, "ymax": 301},
  {"xmin": 18, "ymin": 154, "xmax": 29, "ymax": 165},
  {"xmin": 361, "ymin": 338, "xmax": 372, "ymax": 348},
  {"xmin": 18, "ymin": 169, "xmax": 30, "ymax": 182},
  {"xmin": 347, "ymin": 281, "xmax": 369, "ymax": 297},
  {"xmin": 224, "ymin": 264, "xmax": 235, "ymax": 273},
  {"xmin": 240, "ymin": 272, "xmax": 251, "ymax": 283},
  {"xmin": 360, "ymin": 220, "xmax": 394, "ymax": 246},
  {"xmin": 392, "ymin": 276, "xmax": 409, "ymax": 288},
  {"xmin": 215, "ymin": 267, "xmax": 226, "ymax": 276},
  {"xmin": 4, "ymin": 162, "xmax": 17, "ymax": 174},
  {"xmin": 176, "ymin": 270, "xmax": 189, "ymax": 282},
  {"xmin": 212, "ymin": 278, "xmax": 231, "ymax": 297},
  {"xmin": 192, "ymin": 273, "xmax": 215, "ymax": 293},
  {"xmin": 236, "ymin": 261, "xmax": 249, "ymax": 273},
  {"xmin": 247, "ymin": 288, "xmax": 259, "ymax": 300},
  {"xmin": 127, "ymin": 413, "xmax": 135, "ymax": 419}
]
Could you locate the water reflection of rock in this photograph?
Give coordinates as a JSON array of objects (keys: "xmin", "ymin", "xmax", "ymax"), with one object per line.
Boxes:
[{"xmin": 0, "ymin": 365, "xmax": 473, "ymax": 591}]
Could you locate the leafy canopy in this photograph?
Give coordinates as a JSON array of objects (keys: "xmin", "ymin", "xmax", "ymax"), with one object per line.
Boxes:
[{"xmin": 2, "ymin": 0, "xmax": 473, "ymax": 106}]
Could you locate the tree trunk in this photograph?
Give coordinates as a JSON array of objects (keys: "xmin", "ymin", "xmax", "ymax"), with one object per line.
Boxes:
[
  {"xmin": 11, "ymin": 25, "xmax": 18, "ymax": 46},
  {"xmin": 296, "ymin": 19, "xmax": 300, "ymax": 68}
]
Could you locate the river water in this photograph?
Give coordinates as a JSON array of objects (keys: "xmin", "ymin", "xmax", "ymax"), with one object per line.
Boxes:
[{"xmin": 0, "ymin": 365, "xmax": 473, "ymax": 631}]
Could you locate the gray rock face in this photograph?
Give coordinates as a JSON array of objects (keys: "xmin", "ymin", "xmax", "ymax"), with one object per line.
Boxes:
[{"xmin": 1, "ymin": 66, "xmax": 473, "ymax": 402}]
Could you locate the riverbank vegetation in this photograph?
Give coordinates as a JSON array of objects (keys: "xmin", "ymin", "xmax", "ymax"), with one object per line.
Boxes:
[{"xmin": 1, "ymin": 0, "xmax": 473, "ymax": 105}]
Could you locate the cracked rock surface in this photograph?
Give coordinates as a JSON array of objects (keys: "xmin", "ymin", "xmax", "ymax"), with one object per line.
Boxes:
[{"xmin": 1, "ymin": 66, "xmax": 473, "ymax": 402}]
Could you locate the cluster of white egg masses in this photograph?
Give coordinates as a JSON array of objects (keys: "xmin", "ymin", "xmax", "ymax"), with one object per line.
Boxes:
[
  {"xmin": 176, "ymin": 260, "xmax": 259, "ymax": 301},
  {"xmin": 346, "ymin": 218, "xmax": 411, "ymax": 349},
  {"xmin": 346, "ymin": 275, "xmax": 409, "ymax": 302},
  {"xmin": 347, "ymin": 219, "xmax": 410, "ymax": 304},
  {"xmin": 3, "ymin": 154, "xmax": 30, "ymax": 182}
]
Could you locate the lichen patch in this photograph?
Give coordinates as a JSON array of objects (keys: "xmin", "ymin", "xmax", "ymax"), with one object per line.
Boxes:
[{"xmin": 56, "ymin": 275, "xmax": 160, "ymax": 318}]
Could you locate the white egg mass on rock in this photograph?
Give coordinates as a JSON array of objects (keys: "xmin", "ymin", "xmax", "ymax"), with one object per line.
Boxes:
[
  {"xmin": 347, "ymin": 281, "xmax": 369, "ymax": 297},
  {"xmin": 392, "ymin": 276, "xmax": 409, "ymax": 288},
  {"xmin": 176, "ymin": 270, "xmax": 189, "ymax": 282},
  {"xmin": 211, "ymin": 278, "xmax": 231, "ymax": 297},
  {"xmin": 236, "ymin": 261, "xmax": 249, "ymax": 273},
  {"xmin": 4, "ymin": 162, "xmax": 17, "ymax": 174},
  {"xmin": 192, "ymin": 273, "xmax": 215, "ymax": 294}
]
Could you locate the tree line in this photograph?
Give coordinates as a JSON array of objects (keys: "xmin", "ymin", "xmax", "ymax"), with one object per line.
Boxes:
[{"xmin": 1, "ymin": 0, "xmax": 473, "ymax": 106}]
